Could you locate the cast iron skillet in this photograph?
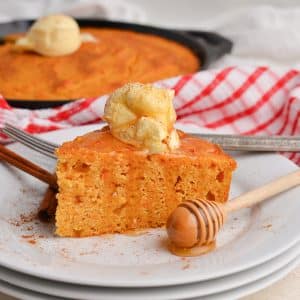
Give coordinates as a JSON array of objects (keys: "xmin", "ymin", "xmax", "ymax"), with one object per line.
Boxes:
[{"xmin": 0, "ymin": 19, "xmax": 233, "ymax": 109}]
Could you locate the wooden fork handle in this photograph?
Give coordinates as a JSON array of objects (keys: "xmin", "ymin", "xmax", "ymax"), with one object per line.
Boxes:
[
  {"xmin": 0, "ymin": 144, "xmax": 57, "ymax": 189},
  {"xmin": 225, "ymin": 169, "xmax": 300, "ymax": 212}
]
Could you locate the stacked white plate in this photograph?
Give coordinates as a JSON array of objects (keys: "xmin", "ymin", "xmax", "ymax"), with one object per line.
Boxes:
[{"xmin": 0, "ymin": 124, "xmax": 299, "ymax": 300}]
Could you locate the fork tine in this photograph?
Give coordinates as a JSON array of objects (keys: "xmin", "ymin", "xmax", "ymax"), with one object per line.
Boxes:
[
  {"xmin": 4, "ymin": 123, "xmax": 59, "ymax": 150},
  {"xmin": 2, "ymin": 127, "xmax": 57, "ymax": 154},
  {"xmin": 2, "ymin": 128, "xmax": 55, "ymax": 153},
  {"xmin": 2, "ymin": 128, "xmax": 57, "ymax": 159}
]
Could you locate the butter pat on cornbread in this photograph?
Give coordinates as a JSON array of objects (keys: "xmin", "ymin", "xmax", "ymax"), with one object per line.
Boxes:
[
  {"xmin": 55, "ymin": 84, "xmax": 236, "ymax": 237},
  {"xmin": 104, "ymin": 83, "xmax": 180, "ymax": 153}
]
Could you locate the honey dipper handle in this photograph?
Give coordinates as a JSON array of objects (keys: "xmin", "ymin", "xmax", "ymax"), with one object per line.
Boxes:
[{"xmin": 225, "ymin": 170, "xmax": 300, "ymax": 213}]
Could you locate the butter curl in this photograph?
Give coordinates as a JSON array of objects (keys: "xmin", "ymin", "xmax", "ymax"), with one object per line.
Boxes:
[{"xmin": 104, "ymin": 83, "xmax": 180, "ymax": 153}]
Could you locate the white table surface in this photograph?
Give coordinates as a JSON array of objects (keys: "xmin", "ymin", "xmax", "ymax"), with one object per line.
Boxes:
[{"xmin": 0, "ymin": 0, "xmax": 299, "ymax": 299}]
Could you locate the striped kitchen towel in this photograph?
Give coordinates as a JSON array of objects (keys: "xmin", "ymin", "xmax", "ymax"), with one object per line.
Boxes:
[{"xmin": 0, "ymin": 66, "xmax": 299, "ymax": 164}]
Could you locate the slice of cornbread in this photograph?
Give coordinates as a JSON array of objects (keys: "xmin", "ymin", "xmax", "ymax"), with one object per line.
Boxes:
[{"xmin": 55, "ymin": 128, "xmax": 236, "ymax": 237}]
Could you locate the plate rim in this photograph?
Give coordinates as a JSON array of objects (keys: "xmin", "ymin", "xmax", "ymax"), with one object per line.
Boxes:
[
  {"xmin": 207, "ymin": 256, "xmax": 300, "ymax": 300},
  {"xmin": 0, "ymin": 257, "xmax": 299, "ymax": 300},
  {"xmin": 0, "ymin": 241, "xmax": 299, "ymax": 300}
]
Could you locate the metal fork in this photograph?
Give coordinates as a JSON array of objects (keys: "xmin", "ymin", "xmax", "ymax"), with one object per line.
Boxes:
[
  {"xmin": 2, "ymin": 123, "xmax": 58, "ymax": 159},
  {"xmin": 2, "ymin": 123, "xmax": 300, "ymax": 159}
]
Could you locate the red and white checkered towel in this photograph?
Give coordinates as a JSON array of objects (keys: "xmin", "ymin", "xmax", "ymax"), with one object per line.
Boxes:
[{"xmin": 0, "ymin": 66, "xmax": 299, "ymax": 164}]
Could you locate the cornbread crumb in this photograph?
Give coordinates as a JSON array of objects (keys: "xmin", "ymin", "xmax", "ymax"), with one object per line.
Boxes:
[{"xmin": 182, "ymin": 263, "xmax": 191, "ymax": 270}]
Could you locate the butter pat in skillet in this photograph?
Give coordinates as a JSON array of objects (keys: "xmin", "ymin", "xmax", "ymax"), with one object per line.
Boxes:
[{"xmin": 15, "ymin": 15, "xmax": 82, "ymax": 56}]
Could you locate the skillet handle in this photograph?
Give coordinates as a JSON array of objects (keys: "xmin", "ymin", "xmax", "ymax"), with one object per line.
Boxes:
[{"xmin": 180, "ymin": 30, "xmax": 233, "ymax": 67}]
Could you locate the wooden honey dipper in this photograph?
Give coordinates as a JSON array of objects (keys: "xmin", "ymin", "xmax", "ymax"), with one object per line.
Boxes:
[{"xmin": 167, "ymin": 170, "xmax": 300, "ymax": 255}]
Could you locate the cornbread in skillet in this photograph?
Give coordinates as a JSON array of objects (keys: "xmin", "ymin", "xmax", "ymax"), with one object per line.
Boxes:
[{"xmin": 0, "ymin": 28, "xmax": 199, "ymax": 100}]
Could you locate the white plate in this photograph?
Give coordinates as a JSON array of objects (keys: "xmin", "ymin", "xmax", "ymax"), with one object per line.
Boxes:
[
  {"xmin": 0, "ymin": 280, "xmax": 62, "ymax": 300},
  {"xmin": 1, "ymin": 256, "xmax": 299, "ymax": 300},
  {"xmin": 0, "ymin": 242, "xmax": 300, "ymax": 300},
  {"xmin": 197, "ymin": 257, "xmax": 300, "ymax": 300},
  {"xmin": 0, "ymin": 124, "xmax": 299, "ymax": 287}
]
